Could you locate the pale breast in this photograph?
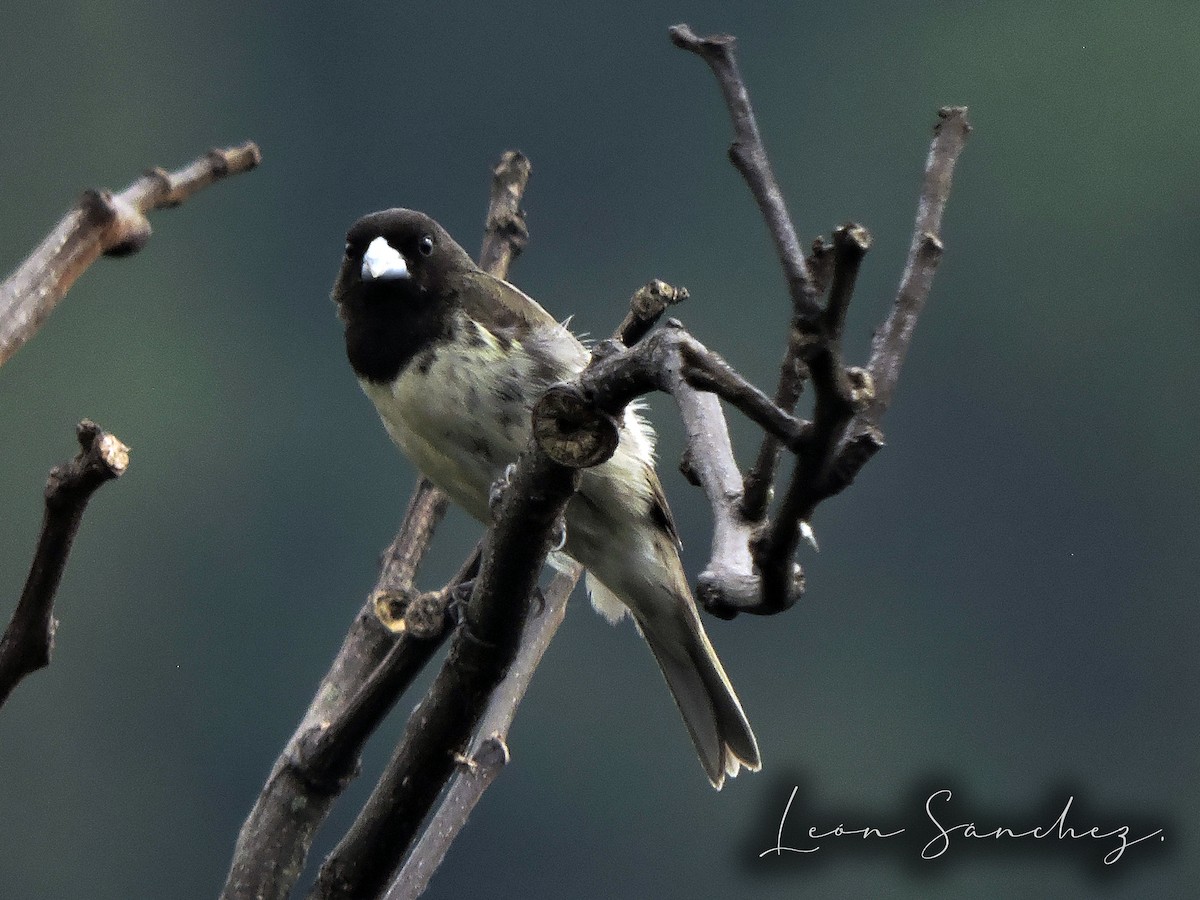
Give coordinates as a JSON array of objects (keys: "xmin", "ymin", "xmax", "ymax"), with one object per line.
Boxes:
[
  {"xmin": 358, "ymin": 313, "xmax": 670, "ymax": 617},
  {"xmin": 359, "ymin": 322, "xmax": 562, "ymax": 520}
]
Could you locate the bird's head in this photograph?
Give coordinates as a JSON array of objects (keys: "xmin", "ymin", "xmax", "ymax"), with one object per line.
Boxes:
[
  {"xmin": 333, "ymin": 208, "xmax": 476, "ymax": 317},
  {"xmin": 333, "ymin": 208, "xmax": 477, "ymax": 383}
]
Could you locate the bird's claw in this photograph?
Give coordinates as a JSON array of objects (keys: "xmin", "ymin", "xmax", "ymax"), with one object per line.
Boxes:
[
  {"xmin": 549, "ymin": 517, "xmax": 567, "ymax": 552},
  {"xmin": 488, "ymin": 463, "xmax": 518, "ymax": 520},
  {"xmin": 448, "ymin": 579, "xmax": 475, "ymax": 624},
  {"xmin": 800, "ymin": 520, "xmax": 819, "ymax": 552}
]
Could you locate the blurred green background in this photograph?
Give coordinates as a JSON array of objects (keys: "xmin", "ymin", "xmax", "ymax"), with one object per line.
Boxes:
[{"xmin": 1, "ymin": 2, "xmax": 1195, "ymax": 897}]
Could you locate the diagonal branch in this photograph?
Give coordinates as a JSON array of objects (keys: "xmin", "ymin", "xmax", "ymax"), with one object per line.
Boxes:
[
  {"xmin": 384, "ymin": 563, "xmax": 580, "ymax": 900},
  {"xmin": 668, "ymin": 25, "xmax": 818, "ymax": 320},
  {"xmin": 0, "ymin": 142, "xmax": 261, "ymax": 367},
  {"xmin": 311, "ymin": 445, "xmax": 584, "ymax": 900},
  {"xmin": 220, "ymin": 479, "xmax": 449, "ymax": 900},
  {"xmin": 478, "ymin": 151, "xmax": 532, "ymax": 278},
  {"xmin": 220, "ymin": 150, "xmax": 532, "ymax": 900},
  {"xmin": 863, "ymin": 106, "xmax": 971, "ymax": 420},
  {"xmin": 0, "ymin": 421, "xmax": 129, "ymax": 709},
  {"xmin": 831, "ymin": 107, "xmax": 972, "ymax": 493}
]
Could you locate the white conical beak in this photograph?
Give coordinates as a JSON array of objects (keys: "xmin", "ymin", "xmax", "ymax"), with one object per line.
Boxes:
[{"xmin": 362, "ymin": 236, "xmax": 410, "ymax": 281}]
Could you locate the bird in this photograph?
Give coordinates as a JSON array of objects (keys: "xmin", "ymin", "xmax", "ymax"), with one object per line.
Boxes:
[{"xmin": 332, "ymin": 208, "xmax": 760, "ymax": 788}]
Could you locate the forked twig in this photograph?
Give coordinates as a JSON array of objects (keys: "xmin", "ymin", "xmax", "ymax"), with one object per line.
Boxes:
[{"xmin": 0, "ymin": 422, "xmax": 129, "ymax": 709}]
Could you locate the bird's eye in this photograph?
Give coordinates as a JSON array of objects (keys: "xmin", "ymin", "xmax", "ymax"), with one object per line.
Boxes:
[
  {"xmin": 418, "ymin": 235, "xmax": 435, "ymax": 257},
  {"xmin": 344, "ymin": 241, "xmax": 356, "ymax": 258}
]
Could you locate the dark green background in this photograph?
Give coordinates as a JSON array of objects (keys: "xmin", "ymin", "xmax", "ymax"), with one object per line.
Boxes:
[{"xmin": 1, "ymin": 2, "xmax": 1195, "ymax": 897}]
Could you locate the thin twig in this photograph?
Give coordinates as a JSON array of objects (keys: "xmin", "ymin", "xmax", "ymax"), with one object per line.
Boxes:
[
  {"xmin": 0, "ymin": 143, "xmax": 260, "ymax": 367},
  {"xmin": 478, "ymin": 150, "xmax": 531, "ymax": 278},
  {"xmin": 221, "ymin": 150, "xmax": 533, "ymax": 900},
  {"xmin": 0, "ymin": 421, "xmax": 129, "ymax": 709},
  {"xmin": 615, "ymin": 279, "xmax": 688, "ymax": 346},
  {"xmin": 668, "ymin": 25, "xmax": 818, "ymax": 319},
  {"xmin": 864, "ymin": 107, "xmax": 971, "ymax": 420}
]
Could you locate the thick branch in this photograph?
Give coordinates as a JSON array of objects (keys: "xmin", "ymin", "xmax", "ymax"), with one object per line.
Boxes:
[
  {"xmin": 0, "ymin": 421, "xmax": 129, "ymax": 709},
  {"xmin": 222, "ymin": 151, "xmax": 532, "ymax": 900},
  {"xmin": 220, "ymin": 479, "xmax": 448, "ymax": 900},
  {"xmin": 0, "ymin": 142, "xmax": 261, "ymax": 367},
  {"xmin": 311, "ymin": 450, "xmax": 581, "ymax": 900},
  {"xmin": 385, "ymin": 563, "xmax": 581, "ymax": 900}
]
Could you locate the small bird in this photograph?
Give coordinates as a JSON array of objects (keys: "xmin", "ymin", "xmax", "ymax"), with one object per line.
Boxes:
[{"xmin": 332, "ymin": 208, "xmax": 760, "ymax": 788}]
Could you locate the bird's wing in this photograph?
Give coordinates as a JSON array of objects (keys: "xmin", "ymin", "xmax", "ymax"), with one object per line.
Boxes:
[
  {"xmin": 459, "ymin": 269, "xmax": 566, "ymax": 338},
  {"xmin": 646, "ymin": 468, "xmax": 682, "ymax": 551}
]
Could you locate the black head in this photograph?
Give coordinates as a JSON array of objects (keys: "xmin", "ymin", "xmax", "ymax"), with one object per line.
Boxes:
[{"xmin": 333, "ymin": 208, "xmax": 476, "ymax": 383}]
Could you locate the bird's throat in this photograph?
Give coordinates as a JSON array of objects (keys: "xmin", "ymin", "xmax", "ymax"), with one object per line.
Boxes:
[{"xmin": 343, "ymin": 291, "xmax": 447, "ymax": 385}]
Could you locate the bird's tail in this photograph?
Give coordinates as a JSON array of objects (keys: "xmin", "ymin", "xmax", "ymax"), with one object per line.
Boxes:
[{"xmin": 588, "ymin": 571, "xmax": 760, "ymax": 789}]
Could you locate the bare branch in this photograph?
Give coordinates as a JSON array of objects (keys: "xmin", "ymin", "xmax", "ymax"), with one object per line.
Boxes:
[
  {"xmin": 739, "ymin": 237, "xmax": 835, "ymax": 520},
  {"xmin": 669, "ymin": 25, "xmax": 838, "ymax": 534},
  {"xmin": 478, "ymin": 150, "xmax": 531, "ymax": 278},
  {"xmin": 822, "ymin": 224, "xmax": 872, "ymax": 342},
  {"xmin": 679, "ymin": 340, "xmax": 805, "ymax": 450},
  {"xmin": 864, "ymin": 107, "xmax": 971, "ymax": 420},
  {"xmin": 668, "ymin": 25, "xmax": 818, "ymax": 319},
  {"xmin": 615, "ymin": 279, "xmax": 688, "ymax": 346},
  {"xmin": 311, "ymin": 449, "xmax": 582, "ymax": 900},
  {"xmin": 220, "ymin": 480, "xmax": 448, "ymax": 900},
  {"xmin": 0, "ymin": 421, "xmax": 129, "ymax": 709},
  {"xmin": 0, "ymin": 142, "xmax": 261, "ymax": 367},
  {"xmin": 385, "ymin": 563, "xmax": 581, "ymax": 900},
  {"xmin": 749, "ymin": 227, "xmax": 876, "ymax": 612},
  {"xmin": 674, "ymin": 26, "xmax": 969, "ymax": 616},
  {"xmin": 294, "ymin": 547, "xmax": 480, "ymax": 784}
]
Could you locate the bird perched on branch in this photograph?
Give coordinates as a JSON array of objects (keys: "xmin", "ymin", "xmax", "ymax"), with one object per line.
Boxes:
[{"xmin": 332, "ymin": 208, "xmax": 759, "ymax": 788}]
